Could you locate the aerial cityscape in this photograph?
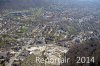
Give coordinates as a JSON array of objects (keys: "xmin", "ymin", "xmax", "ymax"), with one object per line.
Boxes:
[{"xmin": 0, "ymin": 0, "xmax": 100, "ymax": 66}]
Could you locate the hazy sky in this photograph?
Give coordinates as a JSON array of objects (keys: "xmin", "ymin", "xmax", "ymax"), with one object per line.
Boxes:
[{"xmin": 80, "ymin": 0, "xmax": 94, "ymax": 1}]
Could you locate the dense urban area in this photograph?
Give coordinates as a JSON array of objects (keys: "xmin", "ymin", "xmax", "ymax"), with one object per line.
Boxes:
[{"xmin": 0, "ymin": 0, "xmax": 100, "ymax": 66}]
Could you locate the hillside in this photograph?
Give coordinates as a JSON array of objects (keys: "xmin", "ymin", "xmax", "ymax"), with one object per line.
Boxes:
[
  {"xmin": 0, "ymin": 0, "xmax": 100, "ymax": 11},
  {"xmin": 0, "ymin": 0, "xmax": 49, "ymax": 11}
]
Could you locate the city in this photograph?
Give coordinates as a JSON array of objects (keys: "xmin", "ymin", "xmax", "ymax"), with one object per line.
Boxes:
[{"xmin": 0, "ymin": 0, "xmax": 100, "ymax": 66}]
